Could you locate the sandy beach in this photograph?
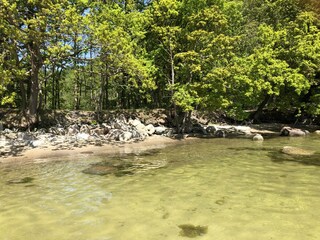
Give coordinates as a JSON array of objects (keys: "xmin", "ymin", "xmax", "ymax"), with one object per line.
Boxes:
[{"xmin": 0, "ymin": 135, "xmax": 185, "ymax": 164}]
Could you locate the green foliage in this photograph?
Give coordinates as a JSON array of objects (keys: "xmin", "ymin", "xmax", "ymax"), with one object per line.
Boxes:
[{"xmin": 0, "ymin": 0, "xmax": 320, "ymax": 121}]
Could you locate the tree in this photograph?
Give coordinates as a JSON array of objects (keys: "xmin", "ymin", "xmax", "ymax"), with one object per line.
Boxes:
[
  {"xmin": 0, "ymin": 0, "xmax": 79, "ymax": 123},
  {"xmin": 87, "ymin": 1, "xmax": 155, "ymax": 110}
]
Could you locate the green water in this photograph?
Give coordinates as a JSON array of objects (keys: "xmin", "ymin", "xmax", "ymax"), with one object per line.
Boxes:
[{"xmin": 1, "ymin": 136, "xmax": 320, "ymax": 240}]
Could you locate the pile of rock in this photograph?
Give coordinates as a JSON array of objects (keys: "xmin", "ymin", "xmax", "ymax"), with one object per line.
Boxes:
[
  {"xmin": 190, "ymin": 124, "xmax": 253, "ymax": 138},
  {"xmin": 2, "ymin": 111, "xmax": 320, "ymax": 157},
  {"xmin": 0, "ymin": 116, "xmax": 170, "ymax": 157}
]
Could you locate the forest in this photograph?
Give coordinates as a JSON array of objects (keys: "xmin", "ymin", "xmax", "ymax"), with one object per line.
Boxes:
[{"xmin": 0, "ymin": 0, "xmax": 320, "ymax": 125}]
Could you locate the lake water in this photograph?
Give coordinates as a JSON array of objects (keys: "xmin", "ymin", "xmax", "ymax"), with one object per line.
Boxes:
[{"xmin": 0, "ymin": 136, "xmax": 320, "ymax": 240}]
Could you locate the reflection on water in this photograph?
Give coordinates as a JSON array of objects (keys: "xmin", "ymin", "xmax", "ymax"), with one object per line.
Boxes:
[{"xmin": 0, "ymin": 136, "xmax": 320, "ymax": 240}]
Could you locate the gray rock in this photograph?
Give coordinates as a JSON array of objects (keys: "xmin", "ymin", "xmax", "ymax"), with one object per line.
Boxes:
[
  {"xmin": 48, "ymin": 127, "xmax": 65, "ymax": 135},
  {"xmin": 165, "ymin": 129, "xmax": 175, "ymax": 137},
  {"xmin": 30, "ymin": 139, "xmax": 46, "ymax": 148},
  {"xmin": 135, "ymin": 123, "xmax": 148, "ymax": 138},
  {"xmin": 5, "ymin": 132, "xmax": 16, "ymax": 140},
  {"xmin": 76, "ymin": 133, "xmax": 90, "ymax": 141},
  {"xmin": 111, "ymin": 118, "xmax": 129, "ymax": 130},
  {"xmin": 17, "ymin": 132, "xmax": 35, "ymax": 141},
  {"xmin": 0, "ymin": 136, "xmax": 7, "ymax": 147},
  {"xmin": 206, "ymin": 126, "xmax": 216, "ymax": 134},
  {"xmin": 80, "ymin": 124, "xmax": 90, "ymax": 134},
  {"xmin": 191, "ymin": 124, "xmax": 206, "ymax": 134},
  {"xmin": 252, "ymin": 134, "xmax": 264, "ymax": 141},
  {"xmin": 154, "ymin": 126, "xmax": 167, "ymax": 135},
  {"xmin": 91, "ymin": 127, "xmax": 105, "ymax": 135},
  {"xmin": 280, "ymin": 127, "xmax": 306, "ymax": 137},
  {"xmin": 145, "ymin": 124, "xmax": 155, "ymax": 135},
  {"xmin": 214, "ymin": 130, "xmax": 226, "ymax": 138},
  {"xmin": 67, "ymin": 124, "xmax": 79, "ymax": 135},
  {"xmin": 119, "ymin": 131, "xmax": 133, "ymax": 142},
  {"xmin": 107, "ymin": 129, "xmax": 124, "ymax": 141},
  {"xmin": 131, "ymin": 130, "xmax": 142, "ymax": 140},
  {"xmin": 101, "ymin": 124, "xmax": 111, "ymax": 134},
  {"xmin": 129, "ymin": 119, "xmax": 142, "ymax": 127},
  {"xmin": 3, "ymin": 128, "xmax": 12, "ymax": 134}
]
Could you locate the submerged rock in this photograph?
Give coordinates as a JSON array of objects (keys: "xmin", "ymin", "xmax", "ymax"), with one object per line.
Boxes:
[
  {"xmin": 82, "ymin": 165, "xmax": 117, "ymax": 176},
  {"xmin": 82, "ymin": 161, "xmax": 134, "ymax": 176},
  {"xmin": 178, "ymin": 224, "xmax": 208, "ymax": 238},
  {"xmin": 281, "ymin": 146, "xmax": 315, "ymax": 156},
  {"xmin": 82, "ymin": 151, "xmax": 167, "ymax": 176},
  {"xmin": 7, "ymin": 177, "xmax": 35, "ymax": 185}
]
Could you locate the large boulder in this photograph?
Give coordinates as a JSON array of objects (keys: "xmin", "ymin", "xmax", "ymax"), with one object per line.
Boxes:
[{"xmin": 280, "ymin": 127, "xmax": 307, "ymax": 137}]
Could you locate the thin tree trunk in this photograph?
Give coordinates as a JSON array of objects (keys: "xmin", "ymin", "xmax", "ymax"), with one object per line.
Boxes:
[
  {"xmin": 105, "ymin": 63, "xmax": 109, "ymax": 109},
  {"xmin": 57, "ymin": 69, "xmax": 62, "ymax": 109},
  {"xmin": 249, "ymin": 94, "xmax": 273, "ymax": 122},
  {"xmin": 51, "ymin": 64, "xmax": 56, "ymax": 109},
  {"xmin": 27, "ymin": 41, "xmax": 42, "ymax": 118},
  {"xmin": 44, "ymin": 66, "xmax": 47, "ymax": 107},
  {"xmin": 98, "ymin": 70, "xmax": 105, "ymax": 111}
]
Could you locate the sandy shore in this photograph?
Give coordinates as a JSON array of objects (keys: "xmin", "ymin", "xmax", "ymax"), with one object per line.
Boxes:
[{"xmin": 0, "ymin": 135, "xmax": 187, "ymax": 164}]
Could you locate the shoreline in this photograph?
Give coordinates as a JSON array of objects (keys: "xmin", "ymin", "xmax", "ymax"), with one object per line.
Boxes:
[
  {"xmin": 0, "ymin": 135, "xmax": 185, "ymax": 165},
  {"xmin": 1, "ymin": 122, "xmax": 319, "ymax": 165}
]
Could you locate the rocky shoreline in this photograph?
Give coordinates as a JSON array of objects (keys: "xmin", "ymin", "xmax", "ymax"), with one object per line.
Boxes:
[{"xmin": 0, "ymin": 110, "xmax": 319, "ymax": 161}]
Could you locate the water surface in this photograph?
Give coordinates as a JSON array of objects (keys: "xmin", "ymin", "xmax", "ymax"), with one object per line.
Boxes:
[{"xmin": 1, "ymin": 136, "xmax": 320, "ymax": 240}]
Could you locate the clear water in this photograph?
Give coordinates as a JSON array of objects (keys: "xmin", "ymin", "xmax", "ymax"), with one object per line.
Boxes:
[{"xmin": 1, "ymin": 136, "xmax": 320, "ymax": 240}]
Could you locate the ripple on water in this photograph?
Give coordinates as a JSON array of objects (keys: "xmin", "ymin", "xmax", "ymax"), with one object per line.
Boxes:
[{"xmin": 0, "ymin": 137, "xmax": 320, "ymax": 240}]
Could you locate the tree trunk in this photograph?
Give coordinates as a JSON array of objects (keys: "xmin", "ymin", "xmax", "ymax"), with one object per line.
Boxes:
[
  {"xmin": 105, "ymin": 64, "xmax": 109, "ymax": 109},
  {"xmin": 28, "ymin": 71, "xmax": 40, "ymax": 115},
  {"xmin": 97, "ymin": 70, "xmax": 105, "ymax": 111},
  {"xmin": 249, "ymin": 94, "xmax": 273, "ymax": 123},
  {"xmin": 51, "ymin": 64, "xmax": 56, "ymax": 109},
  {"xmin": 27, "ymin": 41, "xmax": 42, "ymax": 119}
]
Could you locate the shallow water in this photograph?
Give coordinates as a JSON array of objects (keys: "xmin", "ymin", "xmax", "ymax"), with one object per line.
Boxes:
[{"xmin": 1, "ymin": 136, "xmax": 320, "ymax": 240}]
